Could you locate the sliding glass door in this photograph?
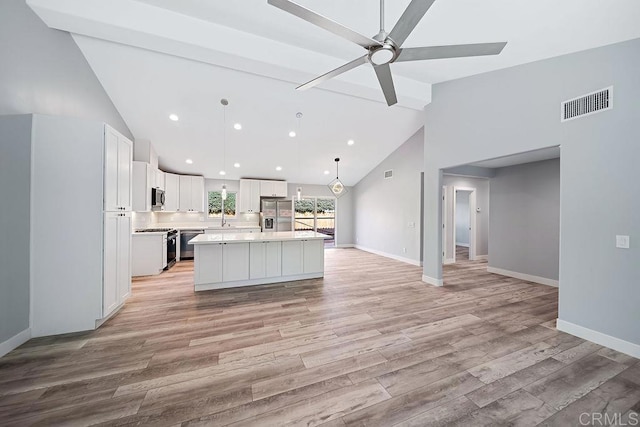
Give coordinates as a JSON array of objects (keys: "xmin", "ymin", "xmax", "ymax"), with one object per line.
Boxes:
[{"xmin": 294, "ymin": 197, "xmax": 336, "ymax": 247}]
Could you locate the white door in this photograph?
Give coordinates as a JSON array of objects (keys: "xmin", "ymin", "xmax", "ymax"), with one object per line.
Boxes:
[
  {"xmin": 191, "ymin": 176, "xmax": 205, "ymax": 212},
  {"xmin": 117, "ymin": 136, "xmax": 132, "ymax": 211},
  {"xmin": 117, "ymin": 213, "xmax": 132, "ymax": 301},
  {"xmin": 104, "ymin": 127, "xmax": 119, "ymax": 211},
  {"xmin": 265, "ymin": 241, "xmax": 282, "ymax": 278},
  {"xmin": 238, "ymin": 180, "xmax": 251, "ymax": 213},
  {"xmin": 164, "ymin": 173, "xmax": 179, "ymax": 212},
  {"xmin": 103, "ymin": 213, "xmax": 119, "ymax": 316},
  {"xmin": 260, "ymin": 181, "xmax": 275, "ymax": 197},
  {"xmin": 249, "ymin": 242, "xmax": 266, "ymax": 279},
  {"xmin": 179, "ymin": 176, "xmax": 192, "ymax": 211},
  {"xmin": 273, "ymin": 181, "xmax": 288, "ymax": 197},
  {"xmin": 223, "ymin": 243, "xmax": 250, "ymax": 282},
  {"xmin": 282, "ymin": 240, "xmax": 303, "ymax": 276},
  {"xmin": 250, "ymin": 180, "xmax": 262, "ymax": 212},
  {"xmin": 195, "ymin": 244, "xmax": 223, "ymax": 285},
  {"xmin": 303, "ymin": 240, "xmax": 324, "ymax": 273},
  {"xmin": 155, "ymin": 170, "xmax": 165, "ymax": 191}
]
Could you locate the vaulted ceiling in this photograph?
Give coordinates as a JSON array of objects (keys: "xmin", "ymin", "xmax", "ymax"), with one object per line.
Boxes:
[{"xmin": 27, "ymin": 0, "xmax": 640, "ymax": 185}]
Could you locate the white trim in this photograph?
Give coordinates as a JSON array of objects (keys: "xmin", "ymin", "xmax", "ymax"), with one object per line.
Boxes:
[
  {"xmin": 354, "ymin": 245, "xmax": 421, "ymax": 266},
  {"xmin": 335, "ymin": 244, "xmax": 355, "ymax": 248},
  {"xmin": 422, "ymin": 275, "xmax": 443, "ymax": 287},
  {"xmin": 487, "ymin": 266, "xmax": 558, "ymax": 287},
  {"xmin": 443, "ymin": 258, "xmax": 455, "ymax": 265},
  {"xmin": 456, "ymin": 243, "xmax": 470, "ymax": 248},
  {"xmin": 195, "ymin": 272, "xmax": 324, "ymax": 291},
  {"xmin": 557, "ymin": 319, "xmax": 640, "ymax": 359},
  {"xmin": 0, "ymin": 328, "xmax": 31, "ymax": 357},
  {"xmin": 475, "ymin": 255, "xmax": 488, "ymax": 260}
]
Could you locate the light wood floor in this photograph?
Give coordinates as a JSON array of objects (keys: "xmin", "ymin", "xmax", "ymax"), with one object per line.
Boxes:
[{"xmin": 1, "ymin": 249, "xmax": 639, "ymax": 426}]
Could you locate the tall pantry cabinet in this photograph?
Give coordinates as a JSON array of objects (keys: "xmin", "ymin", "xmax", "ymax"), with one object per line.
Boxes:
[{"xmin": 4, "ymin": 114, "xmax": 133, "ymax": 337}]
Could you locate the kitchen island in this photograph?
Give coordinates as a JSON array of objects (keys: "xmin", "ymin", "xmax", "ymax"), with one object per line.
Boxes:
[{"xmin": 189, "ymin": 231, "xmax": 330, "ymax": 291}]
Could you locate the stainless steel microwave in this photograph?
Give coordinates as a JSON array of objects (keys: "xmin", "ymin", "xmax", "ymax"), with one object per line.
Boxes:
[{"xmin": 151, "ymin": 188, "xmax": 165, "ymax": 209}]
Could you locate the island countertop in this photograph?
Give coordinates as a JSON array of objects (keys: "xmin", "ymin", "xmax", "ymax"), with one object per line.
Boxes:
[{"xmin": 189, "ymin": 231, "xmax": 330, "ymax": 244}]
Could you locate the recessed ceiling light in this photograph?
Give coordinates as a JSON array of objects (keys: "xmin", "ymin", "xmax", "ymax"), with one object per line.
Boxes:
[
  {"xmin": 185, "ymin": 159, "xmax": 193, "ymax": 164},
  {"xmin": 233, "ymin": 163, "xmax": 240, "ymax": 168},
  {"xmin": 289, "ymin": 131, "xmax": 296, "ymax": 138},
  {"xmin": 347, "ymin": 139, "xmax": 355, "ymax": 146},
  {"xmin": 276, "ymin": 166, "xmax": 282, "ymax": 171},
  {"xmin": 324, "ymin": 170, "xmax": 330, "ymax": 175},
  {"xmin": 234, "ymin": 123, "xmax": 242, "ymax": 130},
  {"xmin": 169, "ymin": 114, "xmax": 179, "ymax": 121},
  {"xmin": 219, "ymin": 170, "xmax": 226, "ymax": 176}
]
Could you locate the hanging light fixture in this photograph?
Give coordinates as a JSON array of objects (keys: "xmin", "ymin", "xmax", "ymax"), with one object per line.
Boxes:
[
  {"xmin": 328, "ymin": 157, "xmax": 348, "ymax": 198},
  {"xmin": 220, "ymin": 99, "xmax": 228, "ymax": 201},
  {"xmin": 295, "ymin": 112, "xmax": 303, "ymax": 201}
]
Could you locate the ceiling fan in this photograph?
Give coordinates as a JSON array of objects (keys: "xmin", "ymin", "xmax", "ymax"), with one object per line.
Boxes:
[{"xmin": 267, "ymin": 0, "xmax": 507, "ymax": 106}]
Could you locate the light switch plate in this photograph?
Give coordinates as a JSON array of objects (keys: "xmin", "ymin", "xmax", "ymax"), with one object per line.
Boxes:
[{"xmin": 616, "ymin": 235, "xmax": 630, "ymax": 249}]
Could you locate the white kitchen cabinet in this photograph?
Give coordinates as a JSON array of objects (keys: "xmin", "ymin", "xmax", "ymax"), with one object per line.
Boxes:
[
  {"xmin": 223, "ymin": 242, "xmax": 250, "ymax": 282},
  {"xmin": 179, "ymin": 175, "xmax": 205, "ymax": 212},
  {"xmin": 164, "ymin": 173, "xmax": 180, "ymax": 212},
  {"xmin": 103, "ymin": 212, "xmax": 131, "ymax": 317},
  {"xmin": 104, "ymin": 126, "xmax": 133, "ymax": 211},
  {"xmin": 260, "ymin": 180, "xmax": 288, "ymax": 197},
  {"xmin": 195, "ymin": 243, "xmax": 223, "ymax": 285},
  {"xmin": 132, "ymin": 161, "xmax": 153, "ymax": 212},
  {"xmin": 155, "ymin": 169, "xmax": 165, "ymax": 191},
  {"xmin": 282, "ymin": 240, "xmax": 304, "ymax": 276},
  {"xmin": 132, "ymin": 234, "xmax": 165, "ymax": 276},
  {"xmin": 239, "ymin": 179, "xmax": 261, "ymax": 213},
  {"xmin": 303, "ymin": 239, "xmax": 324, "ymax": 273},
  {"xmin": 250, "ymin": 241, "xmax": 282, "ymax": 280},
  {"xmin": 265, "ymin": 241, "xmax": 282, "ymax": 278}
]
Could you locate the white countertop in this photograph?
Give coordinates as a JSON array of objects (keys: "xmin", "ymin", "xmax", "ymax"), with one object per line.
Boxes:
[
  {"xmin": 133, "ymin": 224, "xmax": 261, "ymax": 234},
  {"xmin": 189, "ymin": 231, "xmax": 330, "ymax": 244},
  {"xmin": 132, "ymin": 231, "xmax": 169, "ymax": 236}
]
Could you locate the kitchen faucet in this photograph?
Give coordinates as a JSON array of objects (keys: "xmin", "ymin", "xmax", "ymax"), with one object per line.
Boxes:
[{"xmin": 221, "ymin": 208, "xmax": 226, "ymax": 227}]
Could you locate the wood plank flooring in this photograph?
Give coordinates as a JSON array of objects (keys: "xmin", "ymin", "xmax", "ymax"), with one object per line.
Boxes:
[{"xmin": 1, "ymin": 249, "xmax": 638, "ymax": 426}]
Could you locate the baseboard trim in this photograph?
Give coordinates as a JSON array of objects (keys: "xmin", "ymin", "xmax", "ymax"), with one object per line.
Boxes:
[
  {"xmin": 475, "ymin": 255, "xmax": 488, "ymax": 260},
  {"xmin": 354, "ymin": 245, "xmax": 421, "ymax": 266},
  {"xmin": 557, "ymin": 319, "xmax": 640, "ymax": 359},
  {"xmin": 334, "ymin": 244, "xmax": 355, "ymax": 248},
  {"xmin": 422, "ymin": 275, "xmax": 443, "ymax": 287},
  {"xmin": 456, "ymin": 243, "xmax": 470, "ymax": 248},
  {"xmin": 487, "ymin": 266, "xmax": 558, "ymax": 287},
  {"xmin": 0, "ymin": 328, "xmax": 31, "ymax": 357},
  {"xmin": 443, "ymin": 258, "xmax": 455, "ymax": 265}
]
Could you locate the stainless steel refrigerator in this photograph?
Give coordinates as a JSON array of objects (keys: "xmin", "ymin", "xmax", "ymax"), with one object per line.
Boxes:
[{"xmin": 261, "ymin": 199, "xmax": 293, "ymax": 232}]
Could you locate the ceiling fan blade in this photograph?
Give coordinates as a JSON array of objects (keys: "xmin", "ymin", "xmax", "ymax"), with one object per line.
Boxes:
[
  {"xmin": 373, "ymin": 64, "xmax": 398, "ymax": 106},
  {"xmin": 268, "ymin": 0, "xmax": 382, "ymax": 49},
  {"xmin": 388, "ymin": 0, "xmax": 436, "ymax": 47},
  {"xmin": 396, "ymin": 42, "xmax": 507, "ymax": 62},
  {"xmin": 297, "ymin": 55, "xmax": 368, "ymax": 91}
]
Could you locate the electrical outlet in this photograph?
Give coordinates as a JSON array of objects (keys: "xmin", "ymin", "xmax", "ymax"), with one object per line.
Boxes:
[
  {"xmin": 616, "ymin": 235, "xmax": 630, "ymax": 249},
  {"xmin": 402, "ymin": 247, "xmax": 407, "ymax": 253},
  {"xmin": 408, "ymin": 221, "xmax": 415, "ymax": 228}
]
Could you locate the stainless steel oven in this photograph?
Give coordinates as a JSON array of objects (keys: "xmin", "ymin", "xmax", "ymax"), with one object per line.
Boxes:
[{"xmin": 166, "ymin": 230, "xmax": 177, "ymax": 268}]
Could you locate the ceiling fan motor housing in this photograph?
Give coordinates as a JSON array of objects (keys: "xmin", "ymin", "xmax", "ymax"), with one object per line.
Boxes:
[{"xmin": 368, "ymin": 41, "xmax": 398, "ymax": 66}]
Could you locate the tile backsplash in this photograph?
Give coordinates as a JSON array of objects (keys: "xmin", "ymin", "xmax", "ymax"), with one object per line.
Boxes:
[{"xmin": 132, "ymin": 212, "xmax": 156, "ymax": 230}]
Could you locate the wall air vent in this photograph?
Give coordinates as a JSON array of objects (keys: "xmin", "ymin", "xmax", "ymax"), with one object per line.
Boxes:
[
  {"xmin": 561, "ymin": 86, "xmax": 612, "ymax": 122},
  {"xmin": 384, "ymin": 169, "xmax": 393, "ymax": 179}
]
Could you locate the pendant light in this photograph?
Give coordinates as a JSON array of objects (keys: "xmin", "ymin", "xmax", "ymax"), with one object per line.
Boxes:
[
  {"xmin": 328, "ymin": 157, "xmax": 348, "ymax": 198},
  {"xmin": 220, "ymin": 98, "xmax": 228, "ymax": 201},
  {"xmin": 295, "ymin": 112, "xmax": 303, "ymax": 201}
]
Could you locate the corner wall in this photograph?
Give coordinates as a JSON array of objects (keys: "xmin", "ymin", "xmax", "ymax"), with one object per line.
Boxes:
[
  {"xmin": 0, "ymin": 0, "xmax": 131, "ymax": 138},
  {"xmin": 353, "ymin": 129, "xmax": 424, "ymax": 264},
  {"xmin": 423, "ymin": 38, "xmax": 640, "ymax": 353}
]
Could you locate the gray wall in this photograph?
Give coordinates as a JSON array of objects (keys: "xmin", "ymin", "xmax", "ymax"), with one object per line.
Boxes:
[
  {"xmin": 423, "ymin": 38, "xmax": 640, "ymax": 346},
  {"xmin": 354, "ymin": 129, "xmax": 424, "ymax": 263},
  {"xmin": 455, "ymin": 191, "xmax": 470, "ymax": 245},
  {"xmin": 287, "ymin": 183, "xmax": 354, "ymax": 247},
  {"xmin": 489, "ymin": 159, "xmax": 560, "ymax": 281},
  {"xmin": 443, "ymin": 175, "xmax": 490, "ymax": 256},
  {"xmin": 0, "ymin": 0, "xmax": 132, "ymax": 139},
  {"xmin": 0, "ymin": 115, "xmax": 32, "ymax": 345}
]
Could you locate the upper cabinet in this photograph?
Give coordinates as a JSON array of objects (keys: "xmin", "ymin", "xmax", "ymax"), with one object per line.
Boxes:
[
  {"xmin": 260, "ymin": 180, "xmax": 288, "ymax": 198},
  {"xmin": 164, "ymin": 173, "xmax": 180, "ymax": 212},
  {"xmin": 104, "ymin": 126, "xmax": 132, "ymax": 212},
  {"xmin": 179, "ymin": 175, "xmax": 205, "ymax": 212},
  {"xmin": 238, "ymin": 179, "xmax": 261, "ymax": 213},
  {"xmin": 155, "ymin": 169, "xmax": 165, "ymax": 191}
]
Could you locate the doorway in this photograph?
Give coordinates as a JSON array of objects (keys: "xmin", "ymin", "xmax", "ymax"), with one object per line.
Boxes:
[
  {"xmin": 294, "ymin": 197, "xmax": 336, "ymax": 248},
  {"xmin": 442, "ymin": 186, "xmax": 477, "ymax": 263}
]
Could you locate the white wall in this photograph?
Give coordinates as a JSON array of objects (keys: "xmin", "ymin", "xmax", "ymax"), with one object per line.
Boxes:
[
  {"xmin": 0, "ymin": 0, "xmax": 132, "ymax": 138},
  {"xmin": 455, "ymin": 191, "xmax": 470, "ymax": 246},
  {"xmin": 489, "ymin": 159, "xmax": 560, "ymax": 281},
  {"xmin": 423, "ymin": 38, "xmax": 640, "ymax": 350},
  {"xmin": 353, "ymin": 129, "xmax": 424, "ymax": 264}
]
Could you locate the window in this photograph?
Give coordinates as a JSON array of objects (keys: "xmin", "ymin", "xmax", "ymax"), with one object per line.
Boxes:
[
  {"xmin": 208, "ymin": 191, "xmax": 236, "ymax": 217},
  {"xmin": 294, "ymin": 197, "xmax": 335, "ymax": 247}
]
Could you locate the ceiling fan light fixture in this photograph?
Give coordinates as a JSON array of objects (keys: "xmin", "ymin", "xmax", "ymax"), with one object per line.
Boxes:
[{"xmin": 369, "ymin": 45, "xmax": 395, "ymax": 65}]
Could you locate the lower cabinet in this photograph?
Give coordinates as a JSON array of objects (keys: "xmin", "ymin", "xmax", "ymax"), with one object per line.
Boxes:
[
  {"xmin": 103, "ymin": 212, "xmax": 132, "ymax": 317},
  {"xmin": 222, "ymin": 243, "xmax": 250, "ymax": 282},
  {"xmin": 195, "ymin": 242, "xmax": 250, "ymax": 285},
  {"xmin": 195, "ymin": 243, "xmax": 223, "ymax": 285},
  {"xmin": 132, "ymin": 234, "xmax": 165, "ymax": 276},
  {"xmin": 282, "ymin": 239, "xmax": 324, "ymax": 276},
  {"xmin": 250, "ymin": 241, "xmax": 282, "ymax": 279}
]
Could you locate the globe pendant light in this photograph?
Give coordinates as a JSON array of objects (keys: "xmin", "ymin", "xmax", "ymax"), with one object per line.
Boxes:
[
  {"xmin": 220, "ymin": 98, "xmax": 228, "ymax": 201},
  {"xmin": 328, "ymin": 157, "xmax": 348, "ymax": 198}
]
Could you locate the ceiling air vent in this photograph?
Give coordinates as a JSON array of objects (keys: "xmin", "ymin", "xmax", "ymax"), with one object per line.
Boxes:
[
  {"xmin": 561, "ymin": 86, "xmax": 612, "ymax": 122},
  {"xmin": 384, "ymin": 169, "xmax": 393, "ymax": 179}
]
